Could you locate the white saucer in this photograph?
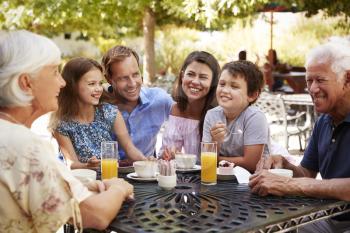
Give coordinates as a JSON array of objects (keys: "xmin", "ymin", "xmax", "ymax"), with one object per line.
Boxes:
[
  {"xmin": 119, "ymin": 166, "xmax": 134, "ymax": 174},
  {"xmin": 176, "ymin": 165, "xmax": 201, "ymax": 172},
  {"xmin": 126, "ymin": 172, "xmax": 158, "ymax": 182}
]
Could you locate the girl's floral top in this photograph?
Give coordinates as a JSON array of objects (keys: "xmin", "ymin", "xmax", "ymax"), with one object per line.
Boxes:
[
  {"xmin": 0, "ymin": 119, "xmax": 92, "ymax": 233},
  {"xmin": 56, "ymin": 103, "xmax": 118, "ymax": 163},
  {"xmin": 160, "ymin": 115, "xmax": 200, "ymax": 161}
]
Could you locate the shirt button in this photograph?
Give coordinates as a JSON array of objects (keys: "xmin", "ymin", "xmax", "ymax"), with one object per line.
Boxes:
[{"xmin": 332, "ymin": 138, "xmax": 335, "ymax": 143}]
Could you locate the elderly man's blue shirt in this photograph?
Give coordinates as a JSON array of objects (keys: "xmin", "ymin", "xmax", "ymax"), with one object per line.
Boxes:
[
  {"xmin": 301, "ymin": 113, "xmax": 350, "ymax": 179},
  {"xmin": 118, "ymin": 87, "xmax": 173, "ymax": 159}
]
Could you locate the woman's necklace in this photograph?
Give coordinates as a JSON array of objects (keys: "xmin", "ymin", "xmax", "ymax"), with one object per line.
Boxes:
[{"xmin": 0, "ymin": 111, "xmax": 22, "ymax": 124}]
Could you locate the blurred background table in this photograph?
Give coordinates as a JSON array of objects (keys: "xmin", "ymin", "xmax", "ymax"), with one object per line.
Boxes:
[
  {"xmin": 109, "ymin": 172, "xmax": 350, "ymax": 233},
  {"xmin": 282, "ymin": 93, "xmax": 312, "ymax": 106},
  {"xmin": 273, "ymin": 71, "xmax": 306, "ymax": 93}
]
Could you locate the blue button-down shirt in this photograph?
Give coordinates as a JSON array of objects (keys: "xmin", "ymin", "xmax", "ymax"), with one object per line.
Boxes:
[
  {"xmin": 118, "ymin": 87, "xmax": 173, "ymax": 159},
  {"xmin": 301, "ymin": 113, "xmax": 350, "ymax": 179}
]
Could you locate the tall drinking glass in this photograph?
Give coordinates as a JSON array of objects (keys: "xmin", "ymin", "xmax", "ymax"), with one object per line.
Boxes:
[
  {"xmin": 101, "ymin": 141, "xmax": 119, "ymax": 180},
  {"xmin": 201, "ymin": 142, "xmax": 217, "ymax": 185}
]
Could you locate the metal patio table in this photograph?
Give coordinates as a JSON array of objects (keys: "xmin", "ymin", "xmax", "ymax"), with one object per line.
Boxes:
[{"xmin": 109, "ymin": 172, "xmax": 350, "ymax": 233}]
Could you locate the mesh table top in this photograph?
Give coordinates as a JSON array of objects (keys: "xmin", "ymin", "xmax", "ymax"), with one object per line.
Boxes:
[{"xmin": 109, "ymin": 172, "xmax": 350, "ymax": 233}]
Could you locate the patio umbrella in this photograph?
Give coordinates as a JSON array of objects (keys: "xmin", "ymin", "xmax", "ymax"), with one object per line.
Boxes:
[{"xmin": 261, "ymin": 2, "xmax": 299, "ymax": 50}]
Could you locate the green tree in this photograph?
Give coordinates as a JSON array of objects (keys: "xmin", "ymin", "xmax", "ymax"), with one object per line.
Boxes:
[
  {"xmin": 2, "ymin": 0, "xmax": 348, "ymax": 83},
  {"xmin": 0, "ymin": 0, "xmax": 268, "ymax": 83}
]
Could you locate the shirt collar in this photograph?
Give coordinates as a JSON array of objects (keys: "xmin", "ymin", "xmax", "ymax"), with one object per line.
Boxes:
[
  {"xmin": 324, "ymin": 112, "xmax": 350, "ymax": 125},
  {"xmin": 139, "ymin": 87, "xmax": 150, "ymax": 106}
]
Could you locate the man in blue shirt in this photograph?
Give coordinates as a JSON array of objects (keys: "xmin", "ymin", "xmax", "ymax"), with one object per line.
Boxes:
[
  {"xmin": 249, "ymin": 38, "xmax": 350, "ymax": 232},
  {"xmin": 101, "ymin": 46, "xmax": 173, "ymax": 159}
]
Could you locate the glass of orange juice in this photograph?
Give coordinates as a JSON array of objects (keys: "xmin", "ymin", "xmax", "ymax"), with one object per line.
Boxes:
[
  {"xmin": 201, "ymin": 142, "xmax": 217, "ymax": 185},
  {"xmin": 101, "ymin": 141, "xmax": 119, "ymax": 180}
]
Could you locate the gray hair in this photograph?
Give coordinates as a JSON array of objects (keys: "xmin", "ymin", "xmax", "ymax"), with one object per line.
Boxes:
[
  {"xmin": 0, "ymin": 30, "xmax": 61, "ymax": 107},
  {"xmin": 305, "ymin": 37, "xmax": 350, "ymax": 82}
]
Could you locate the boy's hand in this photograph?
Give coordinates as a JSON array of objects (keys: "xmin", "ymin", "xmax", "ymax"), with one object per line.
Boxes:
[{"xmin": 210, "ymin": 122, "xmax": 226, "ymax": 143}]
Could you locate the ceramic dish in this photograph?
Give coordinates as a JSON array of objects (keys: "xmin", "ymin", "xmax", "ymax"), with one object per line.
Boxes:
[
  {"xmin": 126, "ymin": 172, "xmax": 158, "ymax": 182},
  {"xmin": 176, "ymin": 165, "xmax": 201, "ymax": 173},
  {"xmin": 217, "ymin": 168, "xmax": 235, "ymax": 181}
]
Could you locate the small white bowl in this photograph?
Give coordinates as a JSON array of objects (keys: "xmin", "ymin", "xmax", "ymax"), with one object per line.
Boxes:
[
  {"xmin": 71, "ymin": 169, "xmax": 97, "ymax": 185},
  {"xmin": 133, "ymin": 161, "xmax": 158, "ymax": 178},
  {"xmin": 158, "ymin": 175, "xmax": 177, "ymax": 190},
  {"xmin": 268, "ymin": 169, "xmax": 293, "ymax": 178},
  {"xmin": 175, "ymin": 154, "xmax": 196, "ymax": 169}
]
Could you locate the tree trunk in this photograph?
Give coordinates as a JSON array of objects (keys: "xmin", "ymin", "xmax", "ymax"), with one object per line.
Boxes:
[{"xmin": 142, "ymin": 7, "xmax": 156, "ymax": 85}]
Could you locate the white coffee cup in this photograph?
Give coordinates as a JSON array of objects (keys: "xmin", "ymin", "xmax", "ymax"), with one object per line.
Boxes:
[
  {"xmin": 158, "ymin": 175, "xmax": 177, "ymax": 190},
  {"xmin": 71, "ymin": 169, "xmax": 97, "ymax": 185},
  {"xmin": 175, "ymin": 154, "xmax": 196, "ymax": 169},
  {"xmin": 268, "ymin": 168, "xmax": 293, "ymax": 178},
  {"xmin": 133, "ymin": 161, "xmax": 158, "ymax": 178}
]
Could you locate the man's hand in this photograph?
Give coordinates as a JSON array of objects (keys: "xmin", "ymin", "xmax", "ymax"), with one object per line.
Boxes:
[
  {"xmin": 255, "ymin": 155, "xmax": 286, "ymax": 173},
  {"xmin": 249, "ymin": 170, "xmax": 293, "ymax": 196},
  {"xmin": 210, "ymin": 122, "xmax": 227, "ymax": 143}
]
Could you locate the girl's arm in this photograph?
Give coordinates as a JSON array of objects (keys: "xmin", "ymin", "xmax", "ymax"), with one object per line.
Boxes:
[
  {"xmin": 113, "ymin": 110, "xmax": 147, "ymax": 161},
  {"xmin": 54, "ymin": 132, "xmax": 99, "ymax": 169}
]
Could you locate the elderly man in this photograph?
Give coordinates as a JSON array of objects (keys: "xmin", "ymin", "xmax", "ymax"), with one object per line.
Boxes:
[
  {"xmin": 101, "ymin": 46, "xmax": 173, "ymax": 159},
  {"xmin": 249, "ymin": 38, "xmax": 350, "ymax": 232}
]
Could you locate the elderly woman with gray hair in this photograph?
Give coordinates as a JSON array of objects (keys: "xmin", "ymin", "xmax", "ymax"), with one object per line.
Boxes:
[{"xmin": 0, "ymin": 30, "xmax": 133, "ymax": 232}]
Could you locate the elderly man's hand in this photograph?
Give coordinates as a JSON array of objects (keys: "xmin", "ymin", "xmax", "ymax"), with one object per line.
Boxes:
[
  {"xmin": 249, "ymin": 170, "xmax": 293, "ymax": 196},
  {"xmin": 255, "ymin": 155, "xmax": 286, "ymax": 173}
]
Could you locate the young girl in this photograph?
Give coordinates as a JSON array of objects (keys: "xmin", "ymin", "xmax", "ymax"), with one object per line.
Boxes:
[
  {"xmin": 51, "ymin": 57, "xmax": 146, "ymax": 171},
  {"xmin": 160, "ymin": 51, "xmax": 220, "ymax": 161},
  {"xmin": 203, "ymin": 60, "xmax": 269, "ymax": 173}
]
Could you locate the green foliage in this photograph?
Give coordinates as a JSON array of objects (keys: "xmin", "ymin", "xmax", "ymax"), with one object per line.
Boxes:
[
  {"xmin": 164, "ymin": 0, "xmax": 268, "ymax": 30},
  {"xmin": 155, "ymin": 25, "xmax": 201, "ymax": 75},
  {"xmin": 2, "ymin": 0, "xmax": 350, "ymax": 83},
  {"xmin": 0, "ymin": 0, "xmax": 119, "ymax": 38},
  {"xmin": 154, "ymin": 12, "xmax": 350, "ymax": 75}
]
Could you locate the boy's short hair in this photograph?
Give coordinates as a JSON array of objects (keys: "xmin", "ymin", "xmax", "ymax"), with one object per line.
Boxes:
[{"xmin": 221, "ymin": 60, "xmax": 264, "ymax": 104}]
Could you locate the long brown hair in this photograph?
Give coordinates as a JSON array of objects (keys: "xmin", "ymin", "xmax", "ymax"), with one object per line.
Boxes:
[
  {"xmin": 173, "ymin": 51, "xmax": 220, "ymax": 139},
  {"xmin": 50, "ymin": 57, "xmax": 102, "ymax": 129}
]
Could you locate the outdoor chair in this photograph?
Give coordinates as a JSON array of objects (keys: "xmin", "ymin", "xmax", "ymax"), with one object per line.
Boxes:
[{"xmin": 255, "ymin": 92, "xmax": 312, "ymax": 151}]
